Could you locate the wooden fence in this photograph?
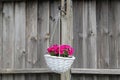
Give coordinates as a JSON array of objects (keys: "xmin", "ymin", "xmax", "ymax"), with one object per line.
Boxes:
[{"xmin": 0, "ymin": 0, "xmax": 120, "ymax": 80}]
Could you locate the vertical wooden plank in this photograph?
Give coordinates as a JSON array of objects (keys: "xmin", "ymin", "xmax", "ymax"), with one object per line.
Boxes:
[
  {"xmin": 87, "ymin": 0, "xmax": 97, "ymax": 69},
  {"xmin": 49, "ymin": 74, "xmax": 60, "ymax": 80},
  {"xmin": 110, "ymin": 1, "xmax": 120, "ymax": 80},
  {"xmin": 26, "ymin": 1, "xmax": 37, "ymax": 80},
  {"xmin": 61, "ymin": 0, "xmax": 67, "ymax": 44},
  {"xmin": 14, "ymin": 1, "xmax": 26, "ymax": 69},
  {"xmin": 49, "ymin": 1, "xmax": 61, "ymax": 80},
  {"xmin": 71, "ymin": 74, "xmax": 84, "ymax": 80},
  {"xmin": 25, "ymin": 74, "xmax": 35, "ymax": 80},
  {"xmin": 49, "ymin": 0, "xmax": 60, "ymax": 45},
  {"xmin": 0, "ymin": 74, "xmax": 1, "ymax": 80},
  {"xmin": 61, "ymin": 0, "xmax": 73, "ymax": 80},
  {"xmin": 2, "ymin": 75, "xmax": 14, "ymax": 80},
  {"xmin": 108, "ymin": 1, "xmax": 118, "ymax": 69},
  {"xmin": 3, "ymin": 2, "xmax": 14, "ymax": 69},
  {"xmin": 73, "ymin": 0, "xmax": 83, "ymax": 68},
  {"xmin": 0, "ymin": 2, "xmax": 2, "ymax": 69},
  {"xmin": 82, "ymin": 1, "xmax": 88, "ymax": 69},
  {"xmin": 37, "ymin": 0, "xmax": 49, "ymax": 68},
  {"xmin": 116, "ymin": 1, "xmax": 120, "ymax": 78},
  {"xmin": 96, "ymin": 0, "xmax": 109, "ymax": 69},
  {"xmin": 14, "ymin": 2, "xmax": 25, "ymax": 80},
  {"xmin": 73, "ymin": 1, "xmax": 85, "ymax": 80},
  {"xmin": 96, "ymin": 1, "xmax": 109, "ymax": 80},
  {"xmin": 36, "ymin": 74, "xmax": 51, "ymax": 80},
  {"xmin": 88, "ymin": 1, "xmax": 97, "ymax": 80},
  {"xmin": 37, "ymin": 1, "xmax": 49, "ymax": 80},
  {"xmin": 2, "ymin": 2, "xmax": 14, "ymax": 80},
  {"xmin": 116, "ymin": 1, "xmax": 120, "ymax": 69},
  {"xmin": 61, "ymin": 0, "xmax": 73, "ymax": 45},
  {"xmin": 26, "ymin": 1, "xmax": 37, "ymax": 68},
  {"xmin": 66, "ymin": 0, "xmax": 73, "ymax": 45}
]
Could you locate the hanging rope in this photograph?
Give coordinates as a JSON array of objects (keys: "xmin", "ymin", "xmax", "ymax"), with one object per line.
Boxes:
[
  {"xmin": 49, "ymin": 0, "xmax": 67, "ymax": 45},
  {"xmin": 49, "ymin": 11, "xmax": 60, "ymax": 45}
]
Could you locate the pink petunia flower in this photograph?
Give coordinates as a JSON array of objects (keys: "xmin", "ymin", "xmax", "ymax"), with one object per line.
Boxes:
[{"xmin": 47, "ymin": 44, "xmax": 74, "ymax": 57}]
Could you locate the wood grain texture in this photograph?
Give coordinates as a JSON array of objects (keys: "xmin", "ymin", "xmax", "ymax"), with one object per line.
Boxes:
[
  {"xmin": 61, "ymin": 0, "xmax": 73, "ymax": 80},
  {"xmin": 109, "ymin": 1, "xmax": 120, "ymax": 80},
  {"xmin": 114, "ymin": 1, "xmax": 120, "ymax": 69},
  {"xmin": 88, "ymin": 1, "xmax": 97, "ymax": 80},
  {"xmin": 0, "ymin": 0, "xmax": 120, "ymax": 80},
  {"xmin": 2, "ymin": 2, "xmax": 14, "ymax": 80},
  {"xmin": 96, "ymin": 1, "xmax": 109, "ymax": 80},
  {"xmin": 87, "ymin": 1, "xmax": 97, "ymax": 68},
  {"xmin": 82, "ymin": 1, "xmax": 88, "ymax": 69},
  {"xmin": 0, "ymin": 68, "xmax": 52, "ymax": 74},
  {"xmin": 3, "ymin": 2, "xmax": 14, "ymax": 69},
  {"xmin": 73, "ymin": 0, "xmax": 83, "ymax": 68},
  {"xmin": 0, "ymin": 2, "xmax": 2, "ymax": 69},
  {"xmin": 37, "ymin": 1, "xmax": 50, "ymax": 80},
  {"xmin": 37, "ymin": 1, "xmax": 49, "ymax": 68},
  {"xmin": 26, "ymin": 1, "xmax": 37, "ymax": 68},
  {"xmin": 26, "ymin": 1, "xmax": 37, "ymax": 80},
  {"xmin": 14, "ymin": 2, "xmax": 26, "ymax": 80},
  {"xmin": 96, "ymin": 0, "xmax": 109, "ymax": 69},
  {"xmin": 49, "ymin": 73, "xmax": 60, "ymax": 80},
  {"xmin": 49, "ymin": 0, "xmax": 60, "ymax": 45},
  {"xmin": 1, "ymin": 68, "xmax": 120, "ymax": 75},
  {"xmin": 108, "ymin": 1, "xmax": 118, "ymax": 69},
  {"xmin": 14, "ymin": 2, "xmax": 26, "ymax": 69},
  {"xmin": 71, "ymin": 68, "xmax": 120, "ymax": 75}
]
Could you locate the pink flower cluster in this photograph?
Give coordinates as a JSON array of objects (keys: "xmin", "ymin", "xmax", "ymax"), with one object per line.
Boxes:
[{"xmin": 47, "ymin": 44, "xmax": 74, "ymax": 56}]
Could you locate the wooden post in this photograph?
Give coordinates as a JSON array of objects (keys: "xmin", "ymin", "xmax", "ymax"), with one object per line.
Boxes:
[{"xmin": 61, "ymin": 0, "xmax": 73, "ymax": 80}]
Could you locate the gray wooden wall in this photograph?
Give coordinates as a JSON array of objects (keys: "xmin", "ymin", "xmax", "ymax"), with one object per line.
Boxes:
[
  {"xmin": 0, "ymin": 0, "xmax": 120, "ymax": 80},
  {"xmin": 73, "ymin": 0, "xmax": 120, "ymax": 69}
]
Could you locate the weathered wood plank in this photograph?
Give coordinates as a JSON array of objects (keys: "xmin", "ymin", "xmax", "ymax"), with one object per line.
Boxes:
[
  {"xmin": 1, "ymin": 68, "xmax": 120, "ymax": 74},
  {"xmin": 14, "ymin": 2, "xmax": 26, "ymax": 69},
  {"xmin": 96, "ymin": 0, "xmax": 109, "ymax": 69},
  {"xmin": 37, "ymin": 1, "xmax": 50, "ymax": 80},
  {"xmin": 61, "ymin": 0, "xmax": 67, "ymax": 44},
  {"xmin": 26, "ymin": 1, "xmax": 37, "ymax": 68},
  {"xmin": 96, "ymin": 1, "xmax": 109, "ymax": 80},
  {"xmin": 108, "ymin": 1, "xmax": 118, "ymax": 69},
  {"xmin": 14, "ymin": 2, "xmax": 26, "ymax": 80},
  {"xmin": 109, "ymin": 1, "xmax": 120, "ymax": 80},
  {"xmin": 115, "ymin": 1, "xmax": 120, "ymax": 69},
  {"xmin": 26, "ymin": 2, "xmax": 37, "ymax": 80},
  {"xmin": 114, "ymin": 1, "xmax": 120, "ymax": 80},
  {"xmin": 2, "ymin": 2, "xmax": 14, "ymax": 80},
  {"xmin": 25, "ymin": 74, "xmax": 36, "ymax": 80},
  {"xmin": 82, "ymin": 1, "xmax": 88, "ymax": 69},
  {"xmin": 88, "ymin": 1, "xmax": 97, "ymax": 80},
  {"xmin": 0, "ymin": 2, "xmax": 2, "ymax": 69},
  {"xmin": 37, "ymin": 0, "xmax": 49, "ymax": 68},
  {"xmin": 73, "ymin": 0, "xmax": 83, "ymax": 68},
  {"xmin": 71, "ymin": 68, "xmax": 120, "ymax": 75},
  {"xmin": 71, "ymin": 74, "xmax": 84, "ymax": 80},
  {"xmin": 49, "ymin": 74, "xmax": 60, "ymax": 80},
  {"xmin": 0, "ymin": 68, "xmax": 52, "ymax": 74},
  {"xmin": 87, "ymin": 0, "xmax": 97, "ymax": 68},
  {"xmin": 61, "ymin": 0, "xmax": 73, "ymax": 80},
  {"xmin": 49, "ymin": 0, "xmax": 60, "ymax": 45},
  {"xmin": 3, "ymin": 2, "xmax": 14, "ymax": 69}
]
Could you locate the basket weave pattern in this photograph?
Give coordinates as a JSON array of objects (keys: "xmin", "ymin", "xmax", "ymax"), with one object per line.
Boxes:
[{"xmin": 44, "ymin": 54, "xmax": 75, "ymax": 73}]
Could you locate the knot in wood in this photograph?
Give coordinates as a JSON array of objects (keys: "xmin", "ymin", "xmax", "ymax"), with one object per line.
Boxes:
[
  {"xmin": 45, "ymin": 33, "xmax": 50, "ymax": 40},
  {"xmin": 108, "ymin": 32, "xmax": 113, "ymax": 37},
  {"xmin": 31, "ymin": 36, "xmax": 37, "ymax": 41}
]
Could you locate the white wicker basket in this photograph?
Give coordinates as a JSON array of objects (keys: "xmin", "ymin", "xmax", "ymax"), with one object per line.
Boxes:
[{"xmin": 44, "ymin": 54, "xmax": 75, "ymax": 73}]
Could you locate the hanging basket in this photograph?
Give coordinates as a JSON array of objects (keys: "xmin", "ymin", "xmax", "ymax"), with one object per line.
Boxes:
[{"xmin": 44, "ymin": 54, "xmax": 75, "ymax": 73}]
